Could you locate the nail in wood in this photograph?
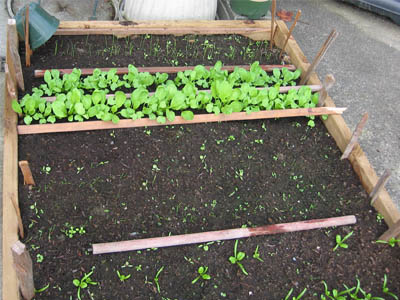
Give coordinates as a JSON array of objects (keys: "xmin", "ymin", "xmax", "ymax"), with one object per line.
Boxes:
[{"xmin": 341, "ymin": 112, "xmax": 368, "ymax": 160}]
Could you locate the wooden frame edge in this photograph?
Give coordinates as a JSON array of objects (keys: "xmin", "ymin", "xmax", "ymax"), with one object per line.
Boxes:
[
  {"xmin": 4, "ymin": 20, "xmax": 22, "ymax": 300},
  {"xmin": 275, "ymin": 21, "xmax": 400, "ymax": 227}
]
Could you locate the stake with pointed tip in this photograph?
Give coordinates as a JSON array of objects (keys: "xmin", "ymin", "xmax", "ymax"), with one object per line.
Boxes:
[
  {"xmin": 300, "ymin": 30, "xmax": 338, "ymax": 85},
  {"xmin": 370, "ymin": 170, "xmax": 391, "ymax": 205},
  {"xmin": 341, "ymin": 112, "xmax": 368, "ymax": 160},
  {"xmin": 279, "ymin": 10, "xmax": 302, "ymax": 60}
]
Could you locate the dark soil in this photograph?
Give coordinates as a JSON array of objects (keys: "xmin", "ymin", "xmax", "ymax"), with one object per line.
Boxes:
[{"xmin": 17, "ymin": 34, "xmax": 400, "ymax": 300}]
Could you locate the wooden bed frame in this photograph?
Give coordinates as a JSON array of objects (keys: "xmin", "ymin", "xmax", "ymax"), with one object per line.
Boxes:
[{"xmin": 3, "ymin": 19, "xmax": 399, "ymax": 300}]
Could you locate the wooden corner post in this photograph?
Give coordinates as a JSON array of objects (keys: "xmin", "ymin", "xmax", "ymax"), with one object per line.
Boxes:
[{"xmin": 11, "ymin": 241, "xmax": 35, "ymax": 300}]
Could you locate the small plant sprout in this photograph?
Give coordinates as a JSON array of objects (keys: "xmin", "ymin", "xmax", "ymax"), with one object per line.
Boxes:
[
  {"xmin": 359, "ymin": 286, "xmax": 384, "ymax": 300},
  {"xmin": 73, "ymin": 269, "xmax": 98, "ymax": 300},
  {"xmin": 41, "ymin": 165, "xmax": 51, "ymax": 175},
  {"xmin": 321, "ymin": 281, "xmax": 355, "ymax": 300},
  {"xmin": 116, "ymin": 270, "xmax": 131, "ymax": 282},
  {"xmin": 35, "ymin": 283, "xmax": 50, "ymax": 293},
  {"xmin": 36, "ymin": 253, "xmax": 44, "ymax": 263},
  {"xmin": 191, "ymin": 266, "xmax": 211, "ymax": 284},
  {"xmin": 62, "ymin": 224, "xmax": 86, "ymax": 238},
  {"xmin": 228, "ymin": 240, "xmax": 248, "ymax": 275},
  {"xmin": 154, "ymin": 266, "xmax": 164, "ymax": 293},
  {"xmin": 252, "ymin": 245, "xmax": 264, "ymax": 262},
  {"xmin": 376, "ymin": 237, "xmax": 400, "ymax": 247},
  {"xmin": 333, "ymin": 231, "xmax": 353, "ymax": 251},
  {"xmin": 283, "ymin": 288, "xmax": 307, "ymax": 300},
  {"xmin": 382, "ymin": 274, "xmax": 398, "ymax": 300}
]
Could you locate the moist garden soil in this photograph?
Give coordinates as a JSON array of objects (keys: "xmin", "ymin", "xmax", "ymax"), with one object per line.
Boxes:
[{"xmin": 16, "ymin": 34, "xmax": 400, "ymax": 299}]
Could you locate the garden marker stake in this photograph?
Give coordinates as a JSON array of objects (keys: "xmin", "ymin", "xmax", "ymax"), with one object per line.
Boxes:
[
  {"xmin": 318, "ymin": 74, "xmax": 335, "ymax": 107},
  {"xmin": 279, "ymin": 10, "xmax": 302, "ymax": 60},
  {"xmin": 370, "ymin": 169, "xmax": 392, "ymax": 205},
  {"xmin": 270, "ymin": 0, "xmax": 276, "ymax": 50},
  {"xmin": 300, "ymin": 29, "xmax": 338, "ymax": 85},
  {"xmin": 18, "ymin": 160, "xmax": 35, "ymax": 185},
  {"xmin": 92, "ymin": 215, "xmax": 356, "ymax": 254},
  {"xmin": 341, "ymin": 112, "xmax": 368, "ymax": 160}
]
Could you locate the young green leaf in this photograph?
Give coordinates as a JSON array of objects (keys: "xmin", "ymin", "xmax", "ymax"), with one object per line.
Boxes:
[
  {"xmin": 12, "ymin": 100, "xmax": 22, "ymax": 114},
  {"xmin": 181, "ymin": 110, "xmax": 194, "ymax": 121}
]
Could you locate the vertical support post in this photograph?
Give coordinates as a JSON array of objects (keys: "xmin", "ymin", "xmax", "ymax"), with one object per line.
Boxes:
[
  {"xmin": 279, "ymin": 10, "xmax": 301, "ymax": 60},
  {"xmin": 25, "ymin": 6, "xmax": 32, "ymax": 67},
  {"xmin": 11, "ymin": 241, "xmax": 35, "ymax": 300},
  {"xmin": 370, "ymin": 170, "xmax": 391, "ymax": 205},
  {"xmin": 299, "ymin": 29, "xmax": 338, "ymax": 85},
  {"xmin": 340, "ymin": 112, "xmax": 369, "ymax": 160},
  {"xmin": 19, "ymin": 161, "xmax": 36, "ymax": 186},
  {"xmin": 318, "ymin": 74, "xmax": 335, "ymax": 107},
  {"xmin": 270, "ymin": 0, "xmax": 276, "ymax": 50}
]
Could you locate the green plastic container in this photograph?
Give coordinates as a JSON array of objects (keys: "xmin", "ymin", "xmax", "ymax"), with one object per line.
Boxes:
[
  {"xmin": 15, "ymin": 2, "xmax": 59, "ymax": 50},
  {"xmin": 230, "ymin": 0, "xmax": 272, "ymax": 20}
]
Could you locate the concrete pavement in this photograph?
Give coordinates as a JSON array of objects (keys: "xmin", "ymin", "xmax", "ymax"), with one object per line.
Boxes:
[{"xmin": 0, "ymin": 0, "xmax": 399, "ymax": 298}]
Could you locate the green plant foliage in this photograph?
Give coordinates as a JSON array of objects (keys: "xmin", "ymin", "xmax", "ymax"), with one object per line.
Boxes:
[{"xmin": 12, "ymin": 62, "xmax": 321, "ymax": 126}]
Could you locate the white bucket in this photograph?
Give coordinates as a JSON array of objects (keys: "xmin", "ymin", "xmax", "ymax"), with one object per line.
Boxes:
[{"xmin": 123, "ymin": 0, "xmax": 217, "ymax": 20}]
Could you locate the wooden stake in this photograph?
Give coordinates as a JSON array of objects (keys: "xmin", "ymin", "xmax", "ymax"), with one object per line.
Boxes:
[
  {"xmin": 379, "ymin": 220, "xmax": 400, "ymax": 242},
  {"xmin": 299, "ymin": 29, "xmax": 338, "ymax": 85},
  {"xmin": 11, "ymin": 241, "xmax": 35, "ymax": 300},
  {"xmin": 93, "ymin": 215, "xmax": 356, "ymax": 254},
  {"xmin": 370, "ymin": 170, "xmax": 391, "ymax": 205},
  {"xmin": 25, "ymin": 5, "xmax": 32, "ymax": 67},
  {"xmin": 279, "ymin": 10, "xmax": 302, "ymax": 60},
  {"xmin": 318, "ymin": 74, "xmax": 335, "ymax": 107},
  {"xmin": 18, "ymin": 161, "xmax": 35, "ymax": 186},
  {"xmin": 270, "ymin": 0, "xmax": 276, "ymax": 50},
  {"xmin": 5, "ymin": 64, "xmax": 17, "ymax": 98},
  {"xmin": 7, "ymin": 20, "xmax": 25, "ymax": 91},
  {"xmin": 34, "ymin": 64, "xmax": 297, "ymax": 78},
  {"xmin": 17, "ymin": 106, "xmax": 345, "ymax": 135},
  {"xmin": 340, "ymin": 112, "xmax": 368, "ymax": 160}
]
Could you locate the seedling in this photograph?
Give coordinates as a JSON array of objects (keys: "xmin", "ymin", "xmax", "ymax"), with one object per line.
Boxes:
[
  {"xmin": 252, "ymin": 245, "xmax": 264, "ymax": 262},
  {"xmin": 154, "ymin": 266, "xmax": 164, "ymax": 293},
  {"xmin": 321, "ymin": 281, "xmax": 355, "ymax": 300},
  {"xmin": 73, "ymin": 269, "xmax": 98, "ymax": 300},
  {"xmin": 116, "ymin": 270, "xmax": 131, "ymax": 282},
  {"xmin": 41, "ymin": 165, "xmax": 51, "ymax": 175},
  {"xmin": 228, "ymin": 240, "xmax": 248, "ymax": 275},
  {"xmin": 191, "ymin": 266, "xmax": 211, "ymax": 284},
  {"xmin": 62, "ymin": 224, "xmax": 86, "ymax": 238},
  {"xmin": 35, "ymin": 283, "xmax": 50, "ymax": 293},
  {"xmin": 382, "ymin": 274, "xmax": 398, "ymax": 300},
  {"xmin": 36, "ymin": 253, "xmax": 44, "ymax": 263},
  {"xmin": 333, "ymin": 231, "xmax": 353, "ymax": 251},
  {"xmin": 359, "ymin": 286, "xmax": 384, "ymax": 300},
  {"xmin": 376, "ymin": 237, "xmax": 400, "ymax": 247},
  {"xmin": 284, "ymin": 288, "xmax": 307, "ymax": 300}
]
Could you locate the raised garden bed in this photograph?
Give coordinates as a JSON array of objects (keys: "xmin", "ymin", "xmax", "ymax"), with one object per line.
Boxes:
[{"xmin": 3, "ymin": 20, "xmax": 400, "ymax": 300}]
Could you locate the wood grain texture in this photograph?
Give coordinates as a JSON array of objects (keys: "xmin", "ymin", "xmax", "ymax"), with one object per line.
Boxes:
[
  {"xmin": 11, "ymin": 241, "xmax": 35, "ymax": 300},
  {"xmin": 17, "ymin": 107, "xmax": 345, "ymax": 135},
  {"xmin": 3, "ymin": 19, "xmax": 22, "ymax": 300},
  {"xmin": 379, "ymin": 220, "xmax": 400, "ymax": 241},
  {"xmin": 93, "ymin": 215, "xmax": 356, "ymax": 254},
  {"xmin": 18, "ymin": 161, "xmax": 35, "ymax": 186},
  {"xmin": 34, "ymin": 64, "xmax": 296, "ymax": 78},
  {"xmin": 341, "ymin": 112, "xmax": 368, "ymax": 160},
  {"xmin": 7, "ymin": 20, "xmax": 24, "ymax": 91},
  {"xmin": 275, "ymin": 20, "xmax": 400, "ymax": 227}
]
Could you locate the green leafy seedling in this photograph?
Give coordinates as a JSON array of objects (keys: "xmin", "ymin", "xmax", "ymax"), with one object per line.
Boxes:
[
  {"xmin": 73, "ymin": 269, "xmax": 98, "ymax": 300},
  {"xmin": 333, "ymin": 231, "xmax": 353, "ymax": 251},
  {"xmin": 154, "ymin": 266, "xmax": 164, "ymax": 293},
  {"xmin": 35, "ymin": 283, "xmax": 50, "ymax": 293},
  {"xmin": 191, "ymin": 266, "xmax": 211, "ymax": 284},
  {"xmin": 228, "ymin": 240, "xmax": 248, "ymax": 275},
  {"xmin": 382, "ymin": 274, "xmax": 398, "ymax": 300},
  {"xmin": 359, "ymin": 286, "xmax": 384, "ymax": 300},
  {"xmin": 116, "ymin": 270, "xmax": 131, "ymax": 282},
  {"xmin": 252, "ymin": 245, "xmax": 264, "ymax": 262},
  {"xmin": 284, "ymin": 288, "xmax": 307, "ymax": 300},
  {"xmin": 321, "ymin": 281, "xmax": 355, "ymax": 300},
  {"xmin": 376, "ymin": 237, "xmax": 400, "ymax": 247}
]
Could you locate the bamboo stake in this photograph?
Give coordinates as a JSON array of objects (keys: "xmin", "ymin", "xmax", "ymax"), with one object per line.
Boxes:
[
  {"xmin": 11, "ymin": 241, "xmax": 35, "ymax": 300},
  {"xmin": 18, "ymin": 161, "xmax": 35, "ymax": 186},
  {"xmin": 370, "ymin": 170, "xmax": 391, "ymax": 205},
  {"xmin": 42, "ymin": 84, "xmax": 323, "ymax": 102},
  {"xmin": 270, "ymin": 0, "xmax": 276, "ymax": 50},
  {"xmin": 379, "ymin": 220, "xmax": 400, "ymax": 241},
  {"xmin": 92, "ymin": 215, "xmax": 356, "ymax": 254},
  {"xmin": 279, "ymin": 10, "xmax": 302, "ymax": 60},
  {"xmin": 318, "ymin": 74, "xmax": 335, "ymax": 107},
  {"xmin": 34, "ymin": 64, "xmax": 297, "ymax": 78},
  {"xmin": 24, "ymin": 5, "xmax": 32, "ymax": 67},
  {"xmin": 299, "ymin": 29, "xmax": 338, "ymax": 85},
  {"xmin": 17, "ymin": 107, "xmax": 346, "ymax": 135},
  {"xmin": 341, "ymin": 112, "xmax": 368, "ymax": 160}
]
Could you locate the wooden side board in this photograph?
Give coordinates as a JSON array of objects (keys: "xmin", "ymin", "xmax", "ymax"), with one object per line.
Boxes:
[
  {"xmin": 3, "ymin": 20, "xmax": 22, "ymax": 300},
  {"xmin": 274, "ymin": 20, "xmax": 400, "ymax": 227}
]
